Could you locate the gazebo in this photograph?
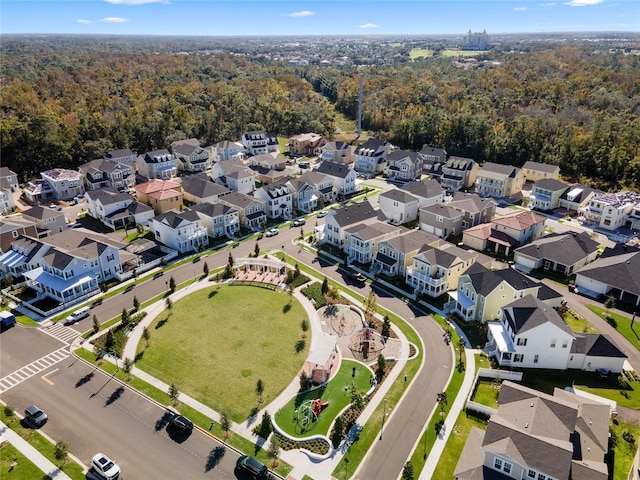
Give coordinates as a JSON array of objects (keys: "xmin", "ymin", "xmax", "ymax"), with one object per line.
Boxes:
[{"xmin": 306, "ymin": 334, "xmax": 338, "ymax": 385}]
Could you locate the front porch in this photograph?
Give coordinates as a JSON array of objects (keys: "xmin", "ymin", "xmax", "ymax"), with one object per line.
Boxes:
[{"xmin": 484, "ymin": 322, "xmax": 516, "ymax": 367}]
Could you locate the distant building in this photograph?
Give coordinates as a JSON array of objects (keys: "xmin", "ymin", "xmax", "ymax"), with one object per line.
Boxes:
[{"xmin": 462, "ymin": 29, "xmax": 490, "ymax": 50}]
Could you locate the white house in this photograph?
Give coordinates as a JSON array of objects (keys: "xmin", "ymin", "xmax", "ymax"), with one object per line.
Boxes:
[
  {"xmin": 0, "ymin": 235, "xmax": 50, "ymax": 279},
  {"xmin": 314, "ymin": 162, "xmax": 358, "ymax": 196},
  {"xmin": 149, "ymin": 210, "xmax": 208, "ymax": 254},
  {"xmin": 254, "ymin": 178, "xmax": 293, "ymax": 220},
  {"xmin": 0, "ymin": 179, "xmax": 15, "ymax": 214},
  {"xmin": 136, "ymin": 149, "xmax": 178, "ymax": 180},
  {"xmin": 322, "ymin": 200, "xmax": 377, "ymax": 248},
  {"xmin": 242, "ymin": 131, "xmax": 268, "ymax": 156},
  {"xmin": 171, "ymin": 138, "xmax": 212, "ymax": 173},
  {"xmin": 78, "ymin": 158, "xmax": 135, "ymax": 191},
  {"xmin": 218, "ymin": 192, "xmax": 267, "ymax": 231},
  {"xmin": 581, "ymin": 191, "xmax": 640, "ymax": 231},
  {"xmin": 24, "ymin": 169, "xmax": 85, "ymax": 203},
  {"xmin": 190, "ymin": 202, "xmax": 240, "ymax": 239},
  {"xmin": 207, "ymin": 140, "xmax": 245, "ymax": 162},
  {"xmin": 343, "ymin": 221, "xmax": 402, "ymax": 265},
  {"xmin": 378, "ymin": 189, "xmax": 419, "ymax": 225},
  {"xmin": 211, "ymin": 160, "xmax": 255, "ymax": 195},
  {"xmin": 353, "ymin": 138, "xmax": 391, "ymax": 176},
  {"xmin": 85, "ymin": 188, "xmax": 136, "ymax": 230}
]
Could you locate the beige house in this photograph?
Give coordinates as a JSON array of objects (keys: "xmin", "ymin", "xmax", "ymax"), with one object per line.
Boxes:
[
  {"xmin": 373, "ymin": 230, "xmax": 441, "ymax": 277},
  {"xmin": 288, "ymin": 133, "xmax": 325, "ymax": 156},
  {"xmin": 21, "ymin": 206, "xmax": 67, "ymax": 237},
  {"xmin": 522, "ymin": 160, "xmax": 560, "ymax": 182},
  {"xmin": 475, "ymin": 162, "xmax": 525, "ymax": 200},
  {"xmin": 135, "ymin": 179, "xmax": 184, "ymax": 215}
]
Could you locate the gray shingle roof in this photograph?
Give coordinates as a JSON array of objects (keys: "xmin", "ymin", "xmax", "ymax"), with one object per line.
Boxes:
[
  {"xmin": 315, "ymin": 161, "xmax": 354, "ymax": 179},
  {"xmin": 399, "ymin": 178, "xmax": 444, "ymax": 199},
  {"xmin": 515, "ymin": 232, "xmax": 600, "ymax": 266},
  {"xmin": 571, "ymin": 333, "xmax": 626, "ymax": 358},
  {"xmin": 331, "ymin": 201, "xmax": 377, "ymax": 227},
  {"xmin": 576, "ymin": 250, "xmax": 640, "ymax": 297},
  {"xmin": 85, "ymin": 187, "xmax": 133, "ymax": 206},
  {"xmin": 379, "ymin": 189, "xmax": 418, "ymax": 203},
  {"xmin": 533, "ymin": 178, "xmax": 568, "ymax": 191},
  {"xmin": 503, "ymin": 294, "xmax": 573, "ymax": 335},
  {"xmin": 523, "ymin": 161, "xmax": 560, "ymax": 174},
  {"xmin": 154, "ymin": 210, "xmax": 201, "ymax": 229},
  {"xmin": 180, "ymin": 175, "xmax": 229, "ymax": 198}
]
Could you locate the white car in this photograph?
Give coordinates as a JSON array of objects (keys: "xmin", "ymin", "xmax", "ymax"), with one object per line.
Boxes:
[
  {"xmin": 91, "ymin": 453, "xmax": 120, "ymax": 480},
  {"xmin": 265, "ymin": 228, "xmax": 279, "ymax": 237},
  {"xmin": 317, "ymin": 210, "xmax": 328, "ymax": 218}
]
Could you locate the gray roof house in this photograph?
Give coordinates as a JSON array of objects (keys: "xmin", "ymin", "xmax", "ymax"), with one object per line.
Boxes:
[
  {"xmin": 439, "ymin": 156, "xmax": 478, "ymax": 192},
  {"xmin": 385, "ymin": 150, "xmax": 422, "ymax": 182},
  {"xmin": 190, "ymin": 202, "xmax": 240, "ymax": 239},
  {"xmin": 455, "ymin": 381, "xmax": 611, "ymax": 480},
  {"xmin": 419, "ymin": 203, "xmax": 464, "ymax": 239},
  {"xmin": 575, "ymin": 249, "xmax": 640, "ymax": 306},
  {"xmin": 180, "ymin": 174, "xmax": 229, "ymax": 204},
  {"xmin": 21, "ymin": 206, "xmax": 67, "ymax": 237},
  {"xmin": 322, "ymin": 200, "xmax": 377, "ymax": 247},
  {"xmin": 399, "ymin": 178, "xmax": 446, "ymax": 208},
  {"xmin": 522, "ymin": 160, "xmax": 561, "ymax": 182},
  {"xmin": 171, "ymin": 138, "xmax": 211, "ymax": 173},
  {"xmin": 353, "ymin": 138, "xmax": 391, "ymax": 175},
  {"xmin": 514, "ymin": 231, "xmax": 601, "ymax": 276},
  {"xmin": 528, "ymin": 178, "xmax": 570, "ymax": 211},
  {"xmin": 378, "ymin": 189, "xmax": 420, "ymax": 225},
  {"xmin": 373, "ymin": 229, "xmax": 441, "ymax": 277},
  {"xmin": 418, "ymin": 145, "xmax": 447, "ymax": 176}
]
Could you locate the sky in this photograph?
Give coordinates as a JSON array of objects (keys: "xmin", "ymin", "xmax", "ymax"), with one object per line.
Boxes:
[{"xmin": 1, "ymin": 0, "xmax": 638, "ymax": 36}]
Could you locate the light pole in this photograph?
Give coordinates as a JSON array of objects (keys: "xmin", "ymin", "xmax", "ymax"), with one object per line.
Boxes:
[
  {"xmin": 344, "ymin": 458, "xmax": 349, "ymax": 480},
  {"xmin": 379, "ymin": 396, "xmax": 387, "ymax": 440}
]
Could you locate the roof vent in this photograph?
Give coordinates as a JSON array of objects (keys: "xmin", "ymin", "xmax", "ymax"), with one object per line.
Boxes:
[{"xmin": 530, "ymin": 402, "xmax": 534, "ymax": 407}]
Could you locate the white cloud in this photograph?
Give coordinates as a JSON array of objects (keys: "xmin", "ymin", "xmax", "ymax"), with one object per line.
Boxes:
[
  {"xmin": 286, "ymin": 10, "xmax": 315, "ymax": 17},
  {"xmin": 514, "ymin": 6, "xmax": 528, "ymax": 10},
  {"xmin": 104, "ymin": 0, "xmax": 166, "ymax": 4},
  {"xmin": 76, "ymin": 19, "xmax": 92, "ymax": 24},
  {"xmin": 358, "ymin": 23, "xmax": 379, "ymax": 29},
  {"xmin": 539, "ymin": 2, "xmax": 558, "ymax": 6},
  {"xmin": 565, "ymin": 0, "xmax": 603, "ymax": 6},
  {"xmin": 101, "ymin": 17, "xmax": 129, "ymax": 23}
]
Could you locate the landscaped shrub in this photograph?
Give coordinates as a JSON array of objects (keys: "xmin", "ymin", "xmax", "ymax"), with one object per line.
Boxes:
[
  {"xmin": 273, "ymin": 432, "xmax": 330, "ymax": 455},
  {"xmin": 288, "ymin": 274, "xmax": 310, "ymax": 289},
  {"xmin": 302, "ymin": 283, "xmax": 327, "ymax": 309}
]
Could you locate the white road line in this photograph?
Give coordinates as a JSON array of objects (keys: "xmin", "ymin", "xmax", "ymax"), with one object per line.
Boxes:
[{"xmin": 0, "ymin": 347, "xmax": 70, "ymax": 394}]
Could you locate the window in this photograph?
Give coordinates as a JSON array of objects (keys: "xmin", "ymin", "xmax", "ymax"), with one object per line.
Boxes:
[
  {"xmin": 534, "ymin": 354, "xmax": 539, "ymax": 363},
  {"xmin": 514, "ymin": 354, "xmax": 524, "ymax": 363},
  {"xmin": 494, "ymin": 459, "xmax": 502, "ymax": 470},
  {"xmin": 517, "ymin": 338, "xmax": 527, "ymax": 346},
  {"xmin": 528, "ymin": 470, "xmax": 536, "ymax": 478},
  {"xmin": 503, "ymin": 463, "xmax": 512, "ymax": 474},
  {"xmin": 538, "ymin": 475, "xmax": 546, "ymax": 480},
  {"xmin": 550, "ymin": 340, "xmax": 556, "ymax": 348},
  {"xmin": 562, "ymin": 340, "xmax": 568, "ymax": 348}
]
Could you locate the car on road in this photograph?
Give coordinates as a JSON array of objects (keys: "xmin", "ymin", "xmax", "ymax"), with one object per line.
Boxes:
[
  {"xmin": 236, "ymin": 455, "xmax": 269, "ymax": 479},
  {"xmin": 49, "ymin": 203, "xmax": 62, "ymax": 211},
  {"xmin": 153, "ymin": 271, "xmax": 164, "ymax": 279},
  {"xmin": 292, "ymin": 218, "xmax": 306, "ymax": 227},
  {"xmin": 350, "ymin": 271, "xmax": 367, "ymax": 284},
  {"xmin": 91, "ymin": 453, "xmax": 121, "ymax": 480},
  {"xmin": 24, "ymin": 405, "xmax": 47, "ymax": 428},
  {"xmin": 317, "ymin": 210, "xmax": 328, "ymax": 218},
  {"xmin": 169, "ymin": 414, "xmax": 193, "ymax": 434},
  {"xmin": 64, "ymin": 306, "xmax": 91, "ymax": 326},
  {"xmin": 265, "ymin": 228, "xmax": 279, "ymax": 237}
]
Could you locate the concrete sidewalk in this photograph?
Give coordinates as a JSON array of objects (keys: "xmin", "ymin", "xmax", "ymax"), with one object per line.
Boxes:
[{"xmin": 0, "ymin": 421, "xmax": 73, "ymax": 480}]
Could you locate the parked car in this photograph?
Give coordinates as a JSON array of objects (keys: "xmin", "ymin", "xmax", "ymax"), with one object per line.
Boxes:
[
  {"xmin": 91, "ymin": 453, "xmax": 121, "ymax": 480},
  {"xmin": 236, "ymin": 455, "xmax": 269, "ymax": 479},
  {"xmin": 48, "ymin": 204, "xmax": 62, "ymax": 211},
  {"xmin": 169, "ymin": 414, "xmax": 193, "ymax": 434},
  {"xmin": 266, "ymin": 228, "xmax": 279, "ymax": 237},
  {"xmin": 292, "ymin": 218, "xmax": 306, "ymax": 227},
  {"xmin": 350, "ymin": 271, "xmax": 367, "ymax": 284},
  {"xmin": 153, "ymin": 271, "xmax": 164, "ymax": 279},
  {"xmin": 24, "ymin": 405, "xmax": 47, "ymax": 428},
  {"xmin": 317, "ymin": 210, "xmax": 328, "ymax": 218}
]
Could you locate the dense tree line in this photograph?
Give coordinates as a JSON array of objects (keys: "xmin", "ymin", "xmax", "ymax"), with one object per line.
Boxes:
[{"xmin": 1, "ymin": 37, "xmax": 639, "ymax": 191}]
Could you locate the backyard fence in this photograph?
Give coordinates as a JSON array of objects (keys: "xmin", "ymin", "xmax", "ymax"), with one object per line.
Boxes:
[{"xmin": 465, "ymin": 368, "xmax": 523, "ymax": 417}]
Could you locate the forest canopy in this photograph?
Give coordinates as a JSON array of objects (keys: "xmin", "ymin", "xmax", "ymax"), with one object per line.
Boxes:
[{"xmin": 1, "ymin": 36, "xmax": 639, "ymax": 191}]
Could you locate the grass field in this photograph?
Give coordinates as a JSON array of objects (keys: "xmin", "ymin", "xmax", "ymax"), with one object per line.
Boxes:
[
  {"xmin": 135, "ymin": 285, "xmax": 309, "ymax": 422},
  {"xmin": 471, "ymin": 379, "xmax": 500, "ymax": 409},
  {"xmin": 564, "ymin": 309, "xmax": 599, "ymax": 334},
  {"xmin": 587, "ymin": 305, "xmax": 640, "ymax": 351},
  {"xmin": 274, "ymin": 360, "xmax": 372, "ymax": 438}
]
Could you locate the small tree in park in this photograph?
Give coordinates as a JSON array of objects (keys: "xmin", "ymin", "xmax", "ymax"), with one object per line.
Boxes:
[
  {"xmin": 203, "ymin": 261, "xmax": 209, "ymax": 277},
  {"xmin": 300, "ymin": 318, "xmax": 309, "ymax": 338},
  {"xmin": 142, "ymin": 326, "xmax": 151, "ymax": 348},
  {"xmin": 268, "ymin": 437, "xmax": 281, "ymax": 468},
  {"xmin": 168, "ymin": 383, "xmax": 180, "ymax": 406},
  {"xmin": 169, "ymin": 276, "xmax": 176, "ymax": 293},
  {"xmin": 256, "ymin": 379, "xmax": 265, "ymax": 404},
  {"xmin": 220, "ymin": 411, "xmax": 232, "ymax": 440}
]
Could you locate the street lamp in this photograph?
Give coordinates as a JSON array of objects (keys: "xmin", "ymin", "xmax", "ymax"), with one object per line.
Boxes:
[
  {"xmin": 344, "ymin": 458, "xmax": 349, "ymax": 480},
  {"xmin": 379, "ymin": 396, "xmax": 387, "ymax": 440}
]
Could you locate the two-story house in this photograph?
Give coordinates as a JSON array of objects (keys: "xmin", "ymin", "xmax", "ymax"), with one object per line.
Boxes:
[
  {"xmin": 0, "ymin": 167, "xmax": 19, "ymax": 192},
  {"xmin": 266, "ymin": 132, "xmax": 279, "ymax": 153},
  {"xmin": 218, "ymin": 192, "xmax": 267, "ymax": 231},
  {"xmin": 558, "ymin": 183, "xmax": 597, "ymax": 215},
  {"xmin": 79, "ymin": 158, "xmax": 135, "ymax": 192},
  {"xmin": 320, "ymin": 141, "xmax": 353, "ymax": 165},
  {"xmin": 475, "ymin": 162, "xmax": 525, "ymax": 200},
  {"xmin": 150, "ymin": 210, "xmax": 208, "ymax": 254},
  {"xmin": 21, "ymin": 206, "xmax": 67, "ymax": 237},
  {"xmin": 378, "ymin": 189, "xmax": 420, "ymax": 225},
  {"xmin": 450, "ymin": 263, "xmax": 561, "ymax": 323},
  {"xmin": 322, "ymin": 200, "xmax": 377, "ymax": 248},
  {"xmin": 180, "ymin": 174, "xmax": 229, "ymax": 205},
  {"xmin": 242, "ymin": 131, "xmax": 268, "ymax": 156},
  {"xmin": 105, "ymin": 148, "xmax": 137, "ymax": 164},
  {"xmin": 455, "ymin": 381, "xmax": 612, "ymax": 480},
  {"xmin": 136, "ymin": 149, "xmax": 178, "ymax": 180},
  {"xmin": 135, "ymin": 179, "xmax": 184, "ymax": 215},
  {"xmin": 211, "ymin": 159, "xmax": 256, "ymax": 195},
  {"xmin": 528, "ymin": 178, "xmax": 569, "ymax": 211},
  {"xmin": 207, "ymin": 140, "xmax": 245, "ymax": 162},
  {"xmin": 439, "ymin": 156, "xmax": 478, "ymax": 192},
  {"xmin": 286, "ymin": 171, "xmax": 334, "ymax": 213},
  {"xmin": 406, "ymin": 243, "xmax": 478, "ymax": 298},
  {"xmin": 385, "ymin": 150, "xmax": 423, "ymax": 182},
  {"xmin": 171, "ymin": 138, "xmax": 212, "ymax": 173},
  {"xmin": 248, "ymin": 154, "xmax": 288, "ymax": 185},
  {"xmin": 288, "ymin": 133, "xmax": 325, "ymax": 156},
  {"xmin": 399, "ymin": 178, "xmax": 446, "ymax": 208},
  {"xmin": 0, "ymin": 217, "xmax": 38, "ymax": 253},
  {"xmin": 521, "ymin": 160, "xmax": 561, "ymax": 183},
  {"xmin": 0, "ymin": 178, "xmax": 16, "ymax": 214},
  {"xmin": 418, "ymin": 145, "xmax": 447, "ymax": 177},
  {"xmin": 343, "ymin": 220, "xmax": 402, "ymax": 265},
  {"xmin": 254, "ymin": 178, "xmax": 293, "ymax": 220},
  {"xmin": 314, "ymin": 162, "xmax": 359, "ymax": 197},
  {"xmin": 190, "ymin": 202, "xmax": 240, "ymax": 239},
  {"xmin": 419, "ymin": 203, "xmax": 464, "ymax": 239},
  {"xmin": 581, "ymin": 191, "xmax": 640, "ymax": 231},
  {"xmin": 463, "ymin": 210, "xmax": 546, "ymax": 256},
  {"xmin": 85, "ymin": 188, "xmax": 147, "ymax": 230},
  {"xmin": 373, "ymin": 230, "xmax": 441, "ymax": 277},
  {"xmin": 0, "ymin": 235, "xmax": 50, "ymax": 279},
  {"xmin": 24, "ymin": 169, "xmax": 86, "ymax": 202},
  {"xmin": 514, "ymin": 231, "xmax": 600, "ymax": 276},
  {"xmin": 353, "ymin": 138, "xmax": 391, "ymax": 176},
  {"xmin": 449, "ymin": 192, "xmax": 497, "ymax": 229}
]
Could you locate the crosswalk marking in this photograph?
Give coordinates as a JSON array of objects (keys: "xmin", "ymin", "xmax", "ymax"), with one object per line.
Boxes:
[
  {"xmin": 0, "ymin": 347, "xmax": 70, "ymax": 394},
  {"xmin": 40, "ymin": 322, "xmax": 82, "ymax": 344}
]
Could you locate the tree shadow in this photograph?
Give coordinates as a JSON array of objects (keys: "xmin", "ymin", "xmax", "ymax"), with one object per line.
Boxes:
[
  {"xmin": 104, "ymin": 386, "xmax": 125, "ymax": 406},
  {"xmin": 135, "ymin": 350, "xmax": 144, "ymax": 362},
  {"xmin": 75, "ymin": 372, "xmax": 94, "ymax": 388},
  {"xmin": 155, "ymin": 318, "xmax": 168, "ymax": 329},
  {"xmin": 155, "ymin": 411, "xmax": 173, "ymax": 432},
  {"xmin": 246, "ymin": 407, "xmax": 259, "ymax": 428},
  {"xmin": 283, "ymin": 304, "xmax": 291, "ymax": 314},
  {"xmin": 606, "ymin": 316, "xmax": 617, "ymax": 328},
  {"xmin": 204, "ymin": 446, "xmax": 225, "ymax": 472},
  {"xmin": 208, "ymin": 290, "xmax": 218, "ymax": 299}
]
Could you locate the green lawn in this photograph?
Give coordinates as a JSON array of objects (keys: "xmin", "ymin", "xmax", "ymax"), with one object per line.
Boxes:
[
  {"xmin": 517, "ymin": 368, "xmax": 640, "ymax": 410},
  {"xmin": 471, "ymin": 379, "xmax": 500, "ymax": 409},
  {"xmin": 431, "ymin": 410, "xmax": 489, "ymax": 479},
  {"xmin": 409, "ymin": 48, "xmax": 433, "ymax": 59},
  {"xmin": 564, "ymin": 309, "xmax": 599, "ymax": 334},
  {"xmin": 274, "ymin": 360, "xmax": 372, "ymax": 438},
  {"xmin": 134, "ymin": 285, "xmax": 309, "ymax": 422},
  {"xmin": 587, "ymin": 305, "xmax": 640, "ymax": 351},
  {"xmin": 610, "ymin": 418, "xmax": 640, "ymax": 479},
  {"xmin": 0, "ymin": 442, "xmax": 46, "ymax": 480}
]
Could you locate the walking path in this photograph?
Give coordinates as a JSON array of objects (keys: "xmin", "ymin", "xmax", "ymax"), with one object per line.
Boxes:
[
  {"xmin": 77, "ymin": 274, "xmax": 410, "ymax": 480},
  {"xmin": 0, "ymin": 421, "xmax": 73, "ymax": 480}
]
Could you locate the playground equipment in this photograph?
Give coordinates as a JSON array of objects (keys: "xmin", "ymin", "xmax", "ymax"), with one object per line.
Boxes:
[
  {"xmin": 294, "ymin": 399, "xmax": 330, "ymax": 432},
  {"xmin": 349, "ymin": 326, "xmax": 385, "ymax": 361}
]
